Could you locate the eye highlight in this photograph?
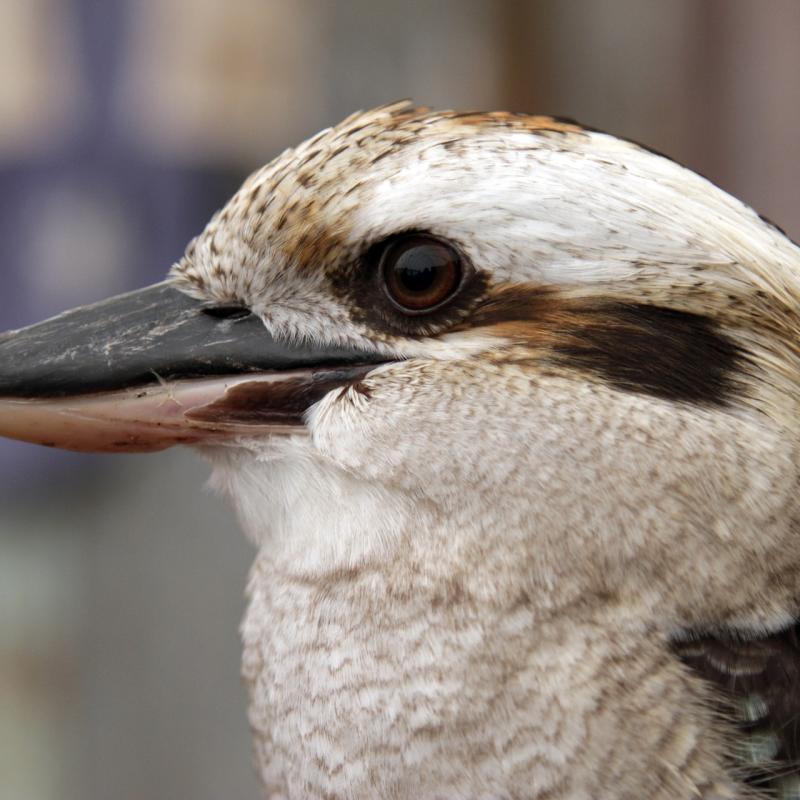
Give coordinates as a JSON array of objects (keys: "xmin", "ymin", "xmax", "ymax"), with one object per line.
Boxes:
[{"xmin": 379, "ymin": 234, "xmax": 463, "ymax": 314}]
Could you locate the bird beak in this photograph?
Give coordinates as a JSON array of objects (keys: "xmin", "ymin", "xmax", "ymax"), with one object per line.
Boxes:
[{"xmin": 0, "ymin": 282, "xmax": 383, "ymax": 453}]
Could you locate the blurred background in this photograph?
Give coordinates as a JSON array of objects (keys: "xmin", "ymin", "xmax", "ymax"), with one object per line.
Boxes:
[{"xmin": 2, "ymin": 1, "xmax": 800, "ymax": 798}]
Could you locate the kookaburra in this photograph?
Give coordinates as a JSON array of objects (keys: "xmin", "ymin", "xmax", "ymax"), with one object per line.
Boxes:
[{"xmin": 2, "ymin": 101, "xmax": 800, "ymax": 799}]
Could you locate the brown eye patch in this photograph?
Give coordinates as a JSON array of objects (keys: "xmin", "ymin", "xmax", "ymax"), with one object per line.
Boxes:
[
  {"xmin": 553, "ymin": 302, "xmax": 743, "ymax": 405},
  {"xmin": 464, "ymin": 285, "xmax": 744, "ymax": 407}
]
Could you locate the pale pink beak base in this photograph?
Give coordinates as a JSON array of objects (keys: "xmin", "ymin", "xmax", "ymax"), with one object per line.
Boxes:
[{"xmin": 0, "ymin": 374, "xmax": 305, "ymax": 453}]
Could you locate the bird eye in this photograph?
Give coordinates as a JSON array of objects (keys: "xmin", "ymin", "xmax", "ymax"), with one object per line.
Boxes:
[{"xmin": 379, "ymin": 235, "xmax": 463, "ymax": 314}]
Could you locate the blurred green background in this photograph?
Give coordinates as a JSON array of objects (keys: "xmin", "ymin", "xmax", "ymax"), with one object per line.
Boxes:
[{"xmin": 1, "ymin": 2, "xmax": 799, "ymax": 798}]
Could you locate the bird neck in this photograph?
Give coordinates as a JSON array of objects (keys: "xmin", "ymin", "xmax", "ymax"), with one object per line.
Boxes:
[{"xmin": 243, "ymin": 553, "xmax": 738, "ymax": 799}]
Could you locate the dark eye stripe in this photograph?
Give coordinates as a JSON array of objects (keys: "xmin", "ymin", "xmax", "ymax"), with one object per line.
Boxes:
[
  {"xmin": 553, "ymin": 302, "xmax": 743, "ymax": 406},
  {"xmin": 464, "ymin": 285, "xmax": 744, "ymax": 407}
]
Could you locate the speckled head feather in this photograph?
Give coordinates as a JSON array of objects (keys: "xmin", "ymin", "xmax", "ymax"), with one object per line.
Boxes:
[
  {"xmin": 167, "ymin": 102, "xmax": 800, "ymax": 799},
  {"xmin": 173, "ymin": 101, "xmax": 800, "ymax": 419}
]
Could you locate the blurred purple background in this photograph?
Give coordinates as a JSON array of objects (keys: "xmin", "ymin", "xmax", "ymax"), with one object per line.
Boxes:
[{"xmin": 2, "ymin": 2, "xmax": 800, "ymax": 798}]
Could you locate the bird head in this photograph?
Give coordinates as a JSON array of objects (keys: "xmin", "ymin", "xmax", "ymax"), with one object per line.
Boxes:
[{"xmin": 2, "ymin": 101, "xmax": 800, "ymax": 633}]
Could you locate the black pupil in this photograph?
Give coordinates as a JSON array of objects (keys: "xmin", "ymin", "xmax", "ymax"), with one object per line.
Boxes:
[{"xmin": 394, "ymin": 245, "xmax": 445, "ymax": 293}]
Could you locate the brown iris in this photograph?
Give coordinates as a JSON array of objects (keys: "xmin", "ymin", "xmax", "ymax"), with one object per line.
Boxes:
[{"xmin": 380, "ymin": 235, "xmax": 463, "ymax": 314}]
